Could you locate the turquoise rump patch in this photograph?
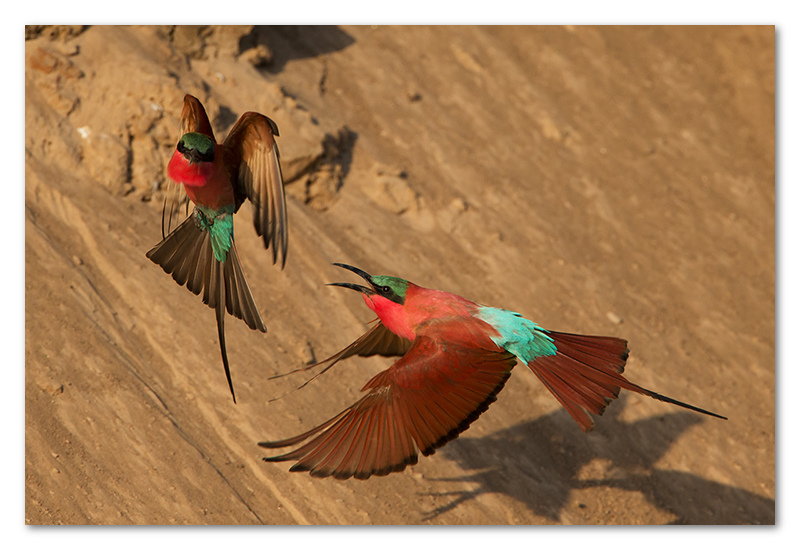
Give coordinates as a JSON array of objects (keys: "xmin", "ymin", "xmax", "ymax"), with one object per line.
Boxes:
[
  {"xmin": 475, "ymin": 306, "xmax": 557, "ymax": 363},
  {"xmin": 195, "ymin": 205, "xmax": 235, "ymax": 262}
]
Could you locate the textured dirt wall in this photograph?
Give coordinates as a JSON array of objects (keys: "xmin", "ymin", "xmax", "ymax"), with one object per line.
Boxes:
[{"xmin": 25, "ymin": 25, "xmax": 774, "ymax": 525}]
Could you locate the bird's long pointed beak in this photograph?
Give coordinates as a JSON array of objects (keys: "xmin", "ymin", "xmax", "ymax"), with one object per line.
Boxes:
[
  {"xmin": 329, "ymin": 263, "xmax": 375, "ymax": 295},
  {"xmin": 332, "ymin": 263, "xmax": 373, "ymax": 282},
  {"xmin": 327, "ymin": 282, "xmax": 374, "ymax": 295}
]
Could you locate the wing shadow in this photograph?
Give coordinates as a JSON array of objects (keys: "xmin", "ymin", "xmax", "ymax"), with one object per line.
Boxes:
[
  {"xmin": 423, "ymin": 394, "xmax": 773, "ymax": 524},
  {"xmin": 582, "ymin": 470, "xmax": 775, "ymax": 525}
]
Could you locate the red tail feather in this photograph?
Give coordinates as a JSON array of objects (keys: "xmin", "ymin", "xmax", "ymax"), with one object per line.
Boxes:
[{"xmin": 526, "ymin": 331, "xmax": 725, "ymax": 431}]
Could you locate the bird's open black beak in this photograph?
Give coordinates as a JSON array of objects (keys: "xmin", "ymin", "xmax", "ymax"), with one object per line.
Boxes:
[
  {"xmin": 186, "ymin": 150, "xmax": 203, "ymax": 166},
  {"xmin": 327, "ymin": 263, "xmax": 375, "ymax": 295}
]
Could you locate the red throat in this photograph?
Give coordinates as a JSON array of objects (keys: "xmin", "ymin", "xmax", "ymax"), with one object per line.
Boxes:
[
  {"xmin": 363, "ymin": 294, "xmax": 415, "ymax": 341},
  {"xmin": 167, "ymin": 149, "xmax": 215, "ymax": 187}
]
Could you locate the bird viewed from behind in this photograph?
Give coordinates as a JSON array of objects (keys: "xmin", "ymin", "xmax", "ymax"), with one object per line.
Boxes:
[
  {"xmin": 147, "ymin": 94, "xmax": 288, "ymax": 403},
  {"xmin": 259, "ymin": 263, "xmax": 726, "ymax": 480}
]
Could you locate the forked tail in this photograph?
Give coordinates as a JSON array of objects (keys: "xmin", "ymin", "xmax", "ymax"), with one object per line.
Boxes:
[
  {"xmin": 146, "ymin": 214, "xmax": 268, "ymax": 402},
  {"xmin": 526, "ymin": 331, "xmax": 727, "ymax": 432},
  {"xmin": 146, "ymin": 214, "xmax": 267, "ymax": 332}
]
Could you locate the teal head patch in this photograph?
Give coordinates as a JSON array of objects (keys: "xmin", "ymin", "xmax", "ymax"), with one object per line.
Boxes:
[{"xmin": 370, "ymin": 276, "xmax": 409, "ymax": 305}]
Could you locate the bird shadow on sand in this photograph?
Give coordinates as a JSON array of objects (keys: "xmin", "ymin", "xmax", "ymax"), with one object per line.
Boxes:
[
  {"xmin": 422, "ymin": 395, "xmax": 774, "ymax": 524},
  {"xmin": 239, "ymin": 26, "xmax": 356, "ymax": 74}
]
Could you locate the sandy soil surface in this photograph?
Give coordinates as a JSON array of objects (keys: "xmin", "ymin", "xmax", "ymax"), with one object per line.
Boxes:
[{"xmin": 24, "ymin": 25, "xmax": 774, "ymax": 525}]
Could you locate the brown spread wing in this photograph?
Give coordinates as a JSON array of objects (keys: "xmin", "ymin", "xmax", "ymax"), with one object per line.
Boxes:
[
  {"xmin": 259, "ymin": 318, "xmax": 517, "ymax": 480},
  {"xmin": 180, "ymin": 94, "xmax": 216, "ymax": 140},
  {"xmin": 267, "ymin": 321, "xmax": 412, "ymax": 398},
  {"xmin": 224, "ymin": 112, "xmax": 287, "ymax": 267}
]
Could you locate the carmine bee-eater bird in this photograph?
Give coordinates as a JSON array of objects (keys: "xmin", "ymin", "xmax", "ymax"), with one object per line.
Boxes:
[
  {"xmin": 259, "ymin": 263, "xmax": 726, "ymax": 480},
  {"xmin": 147, "ymin": 94, "xmax": 287, "ymax": 403}
]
